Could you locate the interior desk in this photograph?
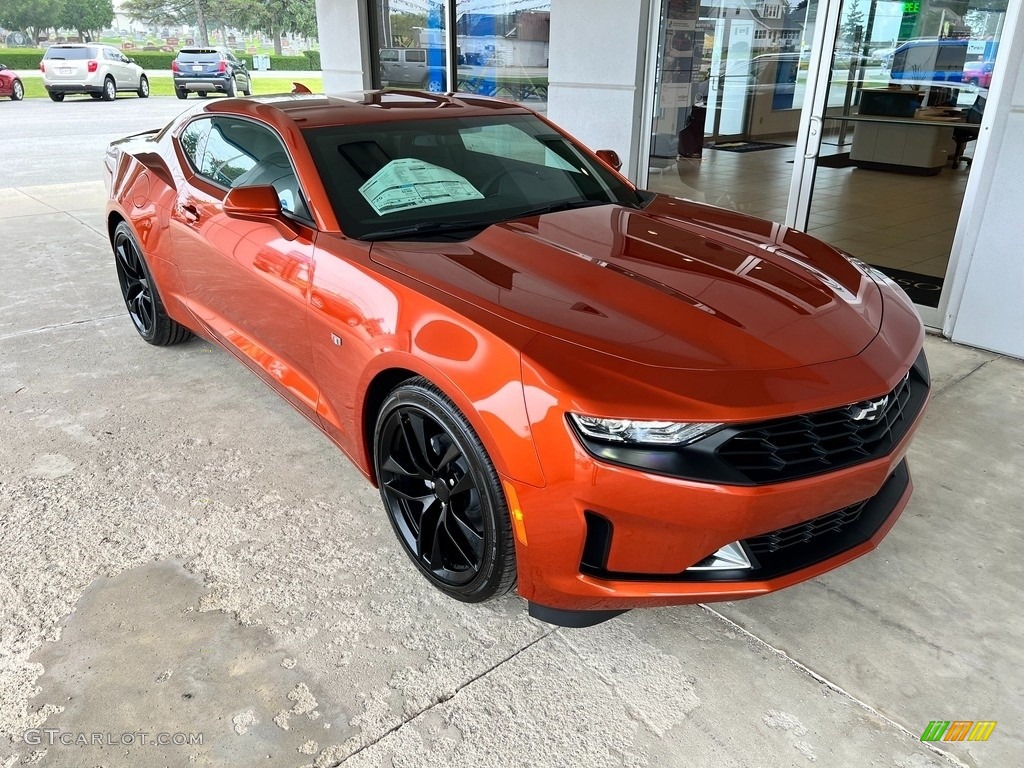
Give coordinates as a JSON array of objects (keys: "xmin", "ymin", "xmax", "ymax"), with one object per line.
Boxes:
[{"xmin": 831, "ymin": 110, "xmax": 965, "ymax": 175}]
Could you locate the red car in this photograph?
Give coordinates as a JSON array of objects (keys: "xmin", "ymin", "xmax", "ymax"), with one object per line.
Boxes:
[
  {"xmin": 0, "ymin": 64, "xmax": 25, "ymax": 101},
  {"xmin": 962, "ymin": 60, "xmax": 994, "ymax": 89},
  {"xmin": 104, "ymin": 92, "xmax": 929, "ymax": 627}
]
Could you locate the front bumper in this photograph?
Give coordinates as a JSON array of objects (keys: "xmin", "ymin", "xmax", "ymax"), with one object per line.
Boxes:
[{"xmin": 511, "ymin": 347, "xmax": 930, "ymax": 625}]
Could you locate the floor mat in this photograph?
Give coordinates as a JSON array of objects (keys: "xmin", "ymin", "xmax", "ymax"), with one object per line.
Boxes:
[
  {"xmin": 709, "ymin": 141, "xmax": 792, "ymax": 153},
  {"xmin": 872, "ymin": 265, "xmax": 943, "ymax": 308}
]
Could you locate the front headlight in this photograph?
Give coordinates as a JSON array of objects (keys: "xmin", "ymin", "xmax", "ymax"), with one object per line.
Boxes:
[{"xmin": 568, "ymin": 414, "xmax": 723, "ymax": 446}]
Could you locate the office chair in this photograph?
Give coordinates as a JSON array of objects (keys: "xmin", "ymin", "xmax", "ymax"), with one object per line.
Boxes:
[{"xmin": 951, "ymin": 94, "xmax": 985, "ymax": 169}]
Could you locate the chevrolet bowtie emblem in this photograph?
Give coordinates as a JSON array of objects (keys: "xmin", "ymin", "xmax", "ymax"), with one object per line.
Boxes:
[{"xmin": 850, "ymin": 395, "xmax": 889, "ymax": 422}]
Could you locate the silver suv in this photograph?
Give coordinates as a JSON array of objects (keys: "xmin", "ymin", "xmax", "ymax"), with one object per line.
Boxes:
[{"xmin": 41, "ymin": 44, "xmax": 149, "ymax": 102}]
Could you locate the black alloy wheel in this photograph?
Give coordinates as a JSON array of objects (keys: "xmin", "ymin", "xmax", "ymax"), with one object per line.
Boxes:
[
  {"xmin": 374, "ymin": 379, "xmax": 517, "ymax": 602},
  {"xmin": 112, "ymin": 222, "xmax": 192, "ymax": 346}
]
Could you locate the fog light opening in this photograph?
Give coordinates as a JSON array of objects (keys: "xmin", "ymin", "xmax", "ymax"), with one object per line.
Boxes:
[{"xmin": 686, "ymin": 541, "xmax": 753, "ymax": 571}]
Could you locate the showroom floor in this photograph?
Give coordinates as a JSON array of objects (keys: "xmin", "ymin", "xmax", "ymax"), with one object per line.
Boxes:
[
  {"xmin": 0, "ymin": 98, "xmax": 1021, "ymax": 767},
  {"xmin": 647, "ymin": 139, "xmax": 970, "ymax": 279}
]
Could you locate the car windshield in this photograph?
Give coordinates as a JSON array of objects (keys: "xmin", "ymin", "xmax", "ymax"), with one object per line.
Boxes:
[
  {"xmin": 45, "ymin": 47, "xmax": 95, "ymax": 60},
  {"xmin": 303, "ymin": 114, "xmax": 642, "ymax": 240}
]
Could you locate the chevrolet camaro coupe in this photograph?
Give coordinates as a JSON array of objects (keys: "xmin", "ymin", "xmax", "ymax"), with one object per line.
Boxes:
[{"xmin": 103, "ymin": 91, "xmax": 929, "ymax": 627}]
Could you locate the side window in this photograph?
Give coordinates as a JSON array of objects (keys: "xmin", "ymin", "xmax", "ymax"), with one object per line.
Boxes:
[
  {"xmin": 190, "ymin": 117, "xmax": 310, "ymax": 220},
  {"xmin": 179, "ymin": 119, "xmax": 212, "ymax": 172},
  {"xmin": 405, "ymin": 50, "xmax": 426, "ymax": 63},
  {"xmin": 380, "ymin": 49, "xmax": 399, "ymax": 62}
]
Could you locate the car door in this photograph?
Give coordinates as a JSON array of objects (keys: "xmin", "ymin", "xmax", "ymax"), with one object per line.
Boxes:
[
  {"xmin": 403, "ymin": 49, "xmax": 426, "ymax": 86},
  {"xmin": 170, "ymin": 115, "xmax": 320, "ymax": 419},
  {"xmin": 116, "ymin": 49, "xmax": 139, "ymax": 89},
  {"xmin": 380, "ymin": 48, "xmax": 400, "ymax": 84}
]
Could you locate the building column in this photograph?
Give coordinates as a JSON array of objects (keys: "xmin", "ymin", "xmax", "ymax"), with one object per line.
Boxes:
[
  {"xmin": 546, "ymin": 0, "xmax": 655, "ymax": 181},
  {"xmin": 315, "ymin": 0, "xmax": 373, "ymax": 93}
]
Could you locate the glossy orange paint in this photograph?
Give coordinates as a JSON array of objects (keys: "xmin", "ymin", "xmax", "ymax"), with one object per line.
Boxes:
[{"xmin": 104, "ymin": 91, "xmax": 928, "ymax": 619}]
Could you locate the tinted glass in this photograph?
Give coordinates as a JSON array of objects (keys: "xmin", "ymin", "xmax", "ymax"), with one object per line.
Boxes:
[
  {"xmin": 178, "ymin": 52, "xmax": 222, "ymax": 64},
  {"xmin": 303, "ymin": 113, "xmax": 640, "ymax": 240},
  {"xmin": 45, "ymin": 47, "xmax": 95, "ymax": 60},
  {"xmin": 183, "ymin": 117, "xmax": 309, "ymax": 219},
  {"xmin": 179, "ymin": 120, "xmax": 210, "ymax": 170},
  {"xmin": 405, "ymin": 50, "xmax": 426, "ymax": 63}
]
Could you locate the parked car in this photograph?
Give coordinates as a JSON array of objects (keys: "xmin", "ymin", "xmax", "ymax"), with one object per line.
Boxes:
[
  {"xmin": 379, "ymin": 47, "xmax": 445, "ymax": 91},
  {"xmin": 962, "ymin": 60, "xmax": 994, "ymax": 88},
  {"xmin": 103, "ymin": 91, "xmax": 929, "ymax": 627},
  {"xmin": 40, "ymin": 43, "xmax": 149, "ymax": 101},
  {"xmin": 0, "ymin": 64, "xmax": 24, "ymax": 101},
  {"xmin": 172, "ymin": 47, "xmax": 251, "ymax": 99}
]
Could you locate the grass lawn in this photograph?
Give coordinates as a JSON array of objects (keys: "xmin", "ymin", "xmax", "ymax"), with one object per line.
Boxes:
[{"xmin": 16, "ymin": 76, "xmax": 324, "ymax": 100}]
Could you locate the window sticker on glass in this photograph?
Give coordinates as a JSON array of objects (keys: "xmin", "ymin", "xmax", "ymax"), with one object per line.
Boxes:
[{"xmin": 359, "ymin": 158, "xmax": 484, "ymax": 216}]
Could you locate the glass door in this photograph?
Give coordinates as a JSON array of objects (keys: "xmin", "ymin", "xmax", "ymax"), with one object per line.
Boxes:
[{"xmin": 789, "ymin": 0, "xmax": 1007, "ymax": 325}]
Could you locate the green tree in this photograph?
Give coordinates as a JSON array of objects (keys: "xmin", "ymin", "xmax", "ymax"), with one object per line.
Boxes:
[
  {"xmin": 56, "ymin": 0, "xmax": 115, "ymax": 43},
  {"xmin": 0, "ymin": 0, "xmax": 60, "ymax": 45},
  {"xmin": 121, "ymin": 0, "xmax": 218, "ymax": 46},
  {"xmin": 840, "ymin": 2, "xmax": 866, "ymax": 49},
  {"xmin": 226, "ymin": 0, "xmax": 317, "ymax": 55}
]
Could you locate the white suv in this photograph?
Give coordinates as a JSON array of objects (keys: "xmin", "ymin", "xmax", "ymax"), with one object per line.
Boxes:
[{"xmin": 41, "ymin": 44, "xmax": 149, "ymax": 102}]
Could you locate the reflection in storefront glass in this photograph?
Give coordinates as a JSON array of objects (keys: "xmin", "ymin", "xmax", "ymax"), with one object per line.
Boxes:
[
  {"xmin": 454, "ymin": 0, "xmax": 550, "ymax": 109},
  {"xmin": 375, "ymin": 1, "xmax": 449, "ymax": 92}
]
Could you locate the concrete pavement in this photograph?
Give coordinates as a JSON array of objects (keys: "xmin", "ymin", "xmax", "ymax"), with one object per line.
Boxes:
[{"xmin": 0, "ymin": 104, "xmax": 1021, "ymax": 767}]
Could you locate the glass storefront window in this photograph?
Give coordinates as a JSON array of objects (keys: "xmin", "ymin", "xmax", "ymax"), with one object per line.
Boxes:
[
  {"xmin": 373, "ymin": 1, "xmax": 449, "ymax": 92},
  {"xmin": 370, "ymin": 1, "xmax": 550, "ymax": 106},
  {"xmin": 454, "ymin": 1, "xmax": 550, "ymax": 109}
]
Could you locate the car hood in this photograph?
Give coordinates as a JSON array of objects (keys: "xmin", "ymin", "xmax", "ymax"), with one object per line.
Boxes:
[{"xmin": 369, "ymin": 195, "xmax": 883, "ymax": 371}]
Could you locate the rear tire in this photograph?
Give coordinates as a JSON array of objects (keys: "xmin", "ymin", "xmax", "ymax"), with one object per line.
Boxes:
[
  {"xmin": 137, "ymin": 75, "xmax": 149, "ymax": 98},
  {"xmin": 101, "ymin": 76, "xmax": 116, "ymax": 101},
  {"xmin": 48, "ymin": 91, "xmax": 65, "ymax": 102},
  {"xmin": 197, "ymin": 90, "xmax": 207, "ymax": 98},
  {"xmin": 175, "ymin": 88, "xmax": 187, "ymax": 100},
  {"xmin": 11, "ymin": 80, "xmax": 24, "ymax": 101},
  {"xmin": 112, "ymin": 222, "xmax": 193, "ymax": 346}
]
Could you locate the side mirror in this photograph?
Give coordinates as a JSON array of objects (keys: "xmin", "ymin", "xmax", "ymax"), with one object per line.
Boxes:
[
  {"xmin": 224, "ymin": 185, "xmax": 299, "ymax": 240},
  {"xmin": 596, "ymin": 149, "xmax": 622, "ymax": 172}
]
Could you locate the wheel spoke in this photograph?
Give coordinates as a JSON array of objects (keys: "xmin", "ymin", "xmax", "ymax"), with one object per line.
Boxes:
[
  {"xmin": 399, "ymin": 413, "xmax": 434, "ymax": 477},
  {"xmin": 434, "ymin": 440, "xmax": 461, "ymax": 471},
  {"xmin": 449, "ymin": 472, "xmax": 474, "ymax": 496},
  {"xmin": 446, "ymin": 509, "xmax": 484, "ymax": 559},
  {"xmin": 381, "ymin": 454, "xmax": 418, "ymax": 478},
  {"xmin": 115, "ymin": 242, "xmax": 141, "ymax": 280}
]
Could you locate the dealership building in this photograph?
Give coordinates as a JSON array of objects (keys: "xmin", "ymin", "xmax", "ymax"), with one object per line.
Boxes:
[{"xmin": 314, "ymin": 0, "xmax": 1022, "ymax": 360}]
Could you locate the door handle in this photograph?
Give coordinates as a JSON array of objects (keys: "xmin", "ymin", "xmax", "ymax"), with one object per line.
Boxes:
[
  {"xmin": 804, "ymin": 115, "xmax": 823, "ymax": 160},
  {"xmin": 179, "ymin": 203, "xmax": 200, "ymax": 223}
]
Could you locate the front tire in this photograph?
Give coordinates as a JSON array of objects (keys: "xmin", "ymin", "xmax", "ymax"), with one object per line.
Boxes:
[
  {"xmin": 225, "ymin": 76, "xmax": 236, "ymax": 97},
  {"xmin": 137, "ymin": 75, "xmax": 149, "ymax": 98},
  {"xmin": 112, "ymin": 222, "xmax": 192, "ymax": 346},
  {"xmin": 101, "ymin": 76, "xmax": 116, "ymax": 101},
  {"xmin": 374, "ymin": 379, "xmax": 517, "ymax": 603},
  {"xmin": 242, "ymin": 76, "xmax": 252, "ymax": 96},
  {"xmin": 11, "ymin": 79, "xmax": 23, "ymax": 101}
]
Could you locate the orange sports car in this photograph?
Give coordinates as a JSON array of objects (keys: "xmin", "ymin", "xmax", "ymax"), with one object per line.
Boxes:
[{"xmin": 104, "ymin": 91, "xmax": 929, "ymax": 627}]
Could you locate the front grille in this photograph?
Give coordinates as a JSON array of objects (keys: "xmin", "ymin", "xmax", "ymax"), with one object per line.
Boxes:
[
  {"xmin": 747, "ymin": 500, "xmax": 868, "ymax": 556},
  {"xmin": 568, "ymin": 349, "xmax": 930, "ymax": 487},
  {"xmin": 716, "ymin": 360, "xmax": 926, "ymax": 484}
]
